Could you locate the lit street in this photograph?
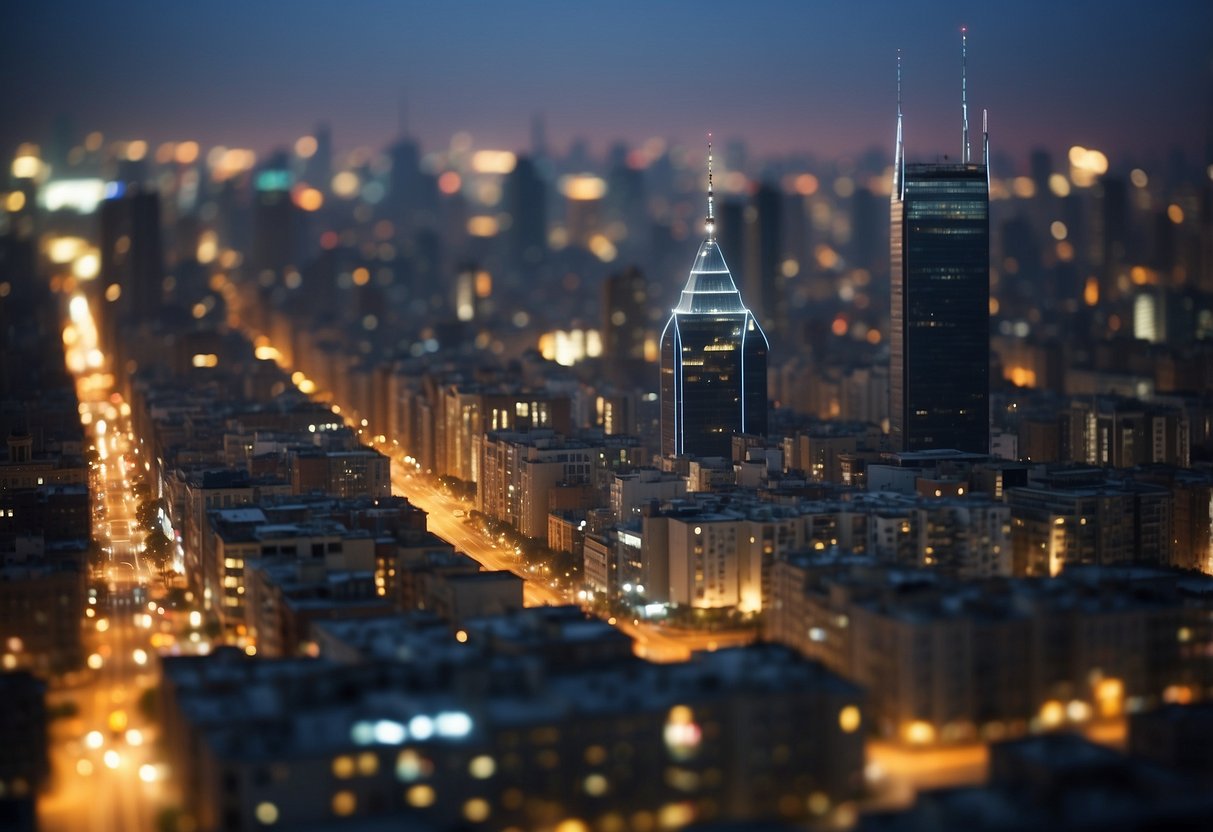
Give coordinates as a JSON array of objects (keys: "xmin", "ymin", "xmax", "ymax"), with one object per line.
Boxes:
[
  {"xmin": 389, "ymin": 457, "xmax": 757, "ymax": 662},
  {"xmin": 38, "ymin": 302, "xmax": 192, "ymax": 832},
  {"xmin": 8, "ymin": 6, "xmax": 1210, "ymax": 828}
]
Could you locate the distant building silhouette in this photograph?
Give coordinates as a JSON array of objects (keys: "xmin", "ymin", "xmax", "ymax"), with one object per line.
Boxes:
[
  {"xmin": 251, "ymin": 166, "xmax": 297, "ymax": 282},
  {"xmin": 890, "ymin": 39, "xmax": 990, "ymax": 455},
  {"xmin": 98, "ymin": 185, "xmax": 164, "ymax": 337},
  {"xmin": 661, "ymin": 147, "xmax": 768, "ymax": 458},
  {"xmin": 502, "ymin": 155, "xmax": 547, "ymax": 284},
  {"xmin": 602, "ymin": 265, "xmax": 652, "ymax": 386},
  {"xmin": 302, "ymin": 121, "xmax": 332, "ymax": 191},
  {"xmin": 388, "ymin": 135, "xmax": 435, "ymax": 238},
  {"xmin": 717, "ymin": 198, "xmax": 745, "ymax": 276},
  {"xmin": 745, "ymin": 181, "xmax": 784, "ymax": 337}
]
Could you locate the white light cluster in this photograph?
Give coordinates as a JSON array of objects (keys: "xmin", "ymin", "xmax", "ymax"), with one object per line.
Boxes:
[{"xmin": 350, "ymin": 711, "xmax": 474, "ymax": 747}]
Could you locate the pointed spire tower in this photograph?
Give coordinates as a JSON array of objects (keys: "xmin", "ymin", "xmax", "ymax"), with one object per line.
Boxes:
[
  {"xmin": 659, "ymin": 138, "xmax": 769, "ymax": 458},
  {"xmin": 893, "ymin": 48, "xmax": 905, "ymax": 201}
]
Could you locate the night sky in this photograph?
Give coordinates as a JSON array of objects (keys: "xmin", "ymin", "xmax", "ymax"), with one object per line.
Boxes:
[{"xmin": 5, "ymin": 0, "xmax": 1212, "ymax": 168}]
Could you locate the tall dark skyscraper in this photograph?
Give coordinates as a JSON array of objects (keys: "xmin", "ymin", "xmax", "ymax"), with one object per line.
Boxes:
[
  {"xmin": 302, "ymin": 121, "xmax": 332, "ymax": 191},
  {"xmin": 661, "ymin": 147, "xmax": 768, "ymax": 459},
  {"xmin": 388, "ymin": 136, "xmax": 432, "ymax": 237},
  {"xmin": 99, "ymin": 185, "xmax": 164, "ymax": 327},
  {"xmin": 502, "ymin": 155, "xmax": 547, "ymax": 285},
  {"xmin": 251, "ymin": 167, "xmax": 297, "ymax": 282},
  {"xmin": 745, "ymin": 181, "xmax": 784, "ymax": 338},
  {"xmin": 602, "ymin": 265, "xmax": 652, "ymax": 387},
  {"xmin": 889, "ymin": 37, "xmax": 990, "ymax": 454}
]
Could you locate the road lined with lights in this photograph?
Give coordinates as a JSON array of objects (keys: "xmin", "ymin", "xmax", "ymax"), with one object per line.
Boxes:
[
  {"xmin": 40, "ymin": 293, "xmax": 190, "ymax": 832},
  {"xmin": 236, "ymin": 323, "xmax": 759, "ymax": 664},
  {"xmin": 390, "ymin": 461, "xmax": 756, "ymax": 662}
]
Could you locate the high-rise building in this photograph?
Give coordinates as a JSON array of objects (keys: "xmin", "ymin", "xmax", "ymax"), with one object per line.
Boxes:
[
  {"xmin": 502, "ymin": 154, "xmax": 547, "ymax": 282},
  {"xmin": 602, "ymin": 265, "xmax": 652, "ymax": 386},
  {"xmin": 890, "ymin": 38, "xmax": 990, "ymax": 454},
  {"xmin": 251, "ymin": 167, "xmax": 297, "ymax": 282},
  {"xmin": 388, "ymin": 135, "xmax": 434, "ymax": 237},
  {"xmin": 745, "ymin": 181, "xmax": 784, "ymax": 337},
  {"xmin": 660, "ymin": 147, "xmax": 769, "ymax": 459},
  {"xmin": 98, "ymin": 185, "xmax": 164, "ymax": 339},
  {"xmin": 305, "ymin": 122, "xmax": 332, "ymax": 191}
]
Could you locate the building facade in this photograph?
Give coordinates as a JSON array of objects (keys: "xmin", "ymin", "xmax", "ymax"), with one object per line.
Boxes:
[
  {"xmin": 660, "ymin": 154, "xmax": 768, "ymax": 459},
  {"xmin": 889, "ymin": 65, "xmax": 991, "ymax": 455}
]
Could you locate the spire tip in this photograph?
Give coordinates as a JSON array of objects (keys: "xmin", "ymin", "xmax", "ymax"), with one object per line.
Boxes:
[
  {"xmin": 705, "ymin": 135, "xmax": 715, "ymax": 238},
  {"xmin": 961, "ymin": 27, "xmax": 971, "ymax": 164}
]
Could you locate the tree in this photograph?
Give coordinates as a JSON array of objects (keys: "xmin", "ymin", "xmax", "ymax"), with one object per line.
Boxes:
[{"xmin": 144, "ymin": 529, "xmax": 172, "ymax": 576}]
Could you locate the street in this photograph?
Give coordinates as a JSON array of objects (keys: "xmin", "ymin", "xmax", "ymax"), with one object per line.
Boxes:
[
  {"xmin": 389, "ymin": 458, "xmax": 757, "ymax": 662},
  {"xmin": 38, "ymin": 396, "xmax": 167, "ymax": 832},
  {"xmin": 40, "ymin": 298, "xmax": 192, "ymax": 832}
]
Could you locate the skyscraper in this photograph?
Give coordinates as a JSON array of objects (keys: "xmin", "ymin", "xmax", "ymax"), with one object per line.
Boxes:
[
  {"xmin": 744, "ymin": 181, "xmax": 784, "ymax": 338},
  {"xmin": 502, "ymin": 155, "xmax": 547, "ymax": 284},
  {"xmin": 602, "ymin": 265, "xmax": 653, "ymax": 387},
  {"xmin": 98, "ymin": 185, "xmax": 164, "ymax": 328},
  {"xmin": 661, "ymin": 145, "xmax": 768, "ymax": 459},
  {"xmin": 251, "ymin": 166, "xmax": 297, "ymax": 282},
  {"xmin": 890, "ymin": 36, "xmax": 990, "ymax": 455}
]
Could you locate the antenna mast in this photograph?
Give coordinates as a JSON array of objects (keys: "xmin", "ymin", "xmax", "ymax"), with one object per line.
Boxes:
[
  {"xmin": 961, "ymin": 27, "xmax": 971, "ymax": 164},
  {"xmin": 706, "ymin": 134, "xmax": 716, "ymax": 239}
]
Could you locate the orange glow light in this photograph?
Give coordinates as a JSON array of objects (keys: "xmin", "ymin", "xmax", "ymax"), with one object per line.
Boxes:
[
  {"xmin": 1083, "ymin": 276, "xmax": 1099, "ymax": 307},
  {"xmin": 794, "ymin": 174, "xmax": 819, "ymax": 196},
  {"xmin": 295, "ymin": 187, "xmax": 324, "ymax": 212},
  {"xmin": 438, "ymin": 171, "xmax": 462, "ymax": 195}
]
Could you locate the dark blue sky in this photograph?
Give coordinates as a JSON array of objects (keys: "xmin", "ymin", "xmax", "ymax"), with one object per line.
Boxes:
[{"xmin": 5, "ymin": 0, "xmax": 1212, "ymax": 169}]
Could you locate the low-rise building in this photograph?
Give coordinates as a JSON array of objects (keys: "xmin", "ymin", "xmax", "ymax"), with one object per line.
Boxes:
[
  {"xmin": 768, "ymin": 558, "xmax": 1213, "ymax": 744},
  {"xmin": 1008, "ymin": 466, "xmax": 1172, "ymax": 575},
  {"xmin": 859, "ymin": 732, "xmax": 1213, "ymax": 831},
  {"xmin": 160, "ymin": 610, "xmax": 865, "ymax": 832}
]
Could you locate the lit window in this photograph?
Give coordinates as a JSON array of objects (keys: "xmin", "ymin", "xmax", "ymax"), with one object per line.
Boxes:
[
  {"xmin": 468, "ymin": 755, "xmax": 495, "ymax": 779},
  {"xmin": 357, "ymin": 752, "xmax": 378, "ymax": 776},
  {"xmin": 331, "ymin": 790, "xmax": 356, "ymax": 817},
  {"xmin": 331, "ymin": 755, "xmax": 354, "ymax": 779},
  {"xmin": 406, "ymin": 784, "xmax": 435, "ymax": 808},
  {"xmin": 463, "ymin": 798, "xmax": 490, "ymax": 822},
  {"xmin": 254, "ymin": 801, "xmax": 279, "ymax": 825}
]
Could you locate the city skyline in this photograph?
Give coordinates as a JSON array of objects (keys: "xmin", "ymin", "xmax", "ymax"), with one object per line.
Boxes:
[
  {"xmin": 4, "ymin": 1, "xmax": 1213, "ymax": 168},
  {"xmin": 4, "ymin": 4, "xmax": 1213, "ymax": 831}
]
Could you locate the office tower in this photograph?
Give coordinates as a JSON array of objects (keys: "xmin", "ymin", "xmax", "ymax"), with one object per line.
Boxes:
[
  {"xmin": 1095, "ymin": 177, "xmax": 1128, "ymax": 300},
  {"xmin": 745, "ymin": 182, "xmax": 784, "ymax": 337},
  {"xmin": 850, "ymin": 185, "xmax": 880, "ymax": 271},
  {"xmin": 98, "ymin": 185, "xmax": 165, "ymax": 327},
  {"xmin": 661, "ymin": 146, "xmax": 769, "ymax": 458},
  {"xmin": 605, "ymin": 152, "xmax": 645, "ymax": 259},
  {"xmin": 717, "ymin": 199, "xmax": 745, "ymax": 274},
  {"xmin": 890, "ymin": 37, "xmax": 990, "ymax": 454},
  {"xmin": 502, "ymin": 155, "xmax": 547, "ymax": 282},
  {"xmin": 602, "ymin": 265, "xmax": 652, "ymax": 386},
  {"xmin": 1029, "ymin": 148, "xmax": 1052, "ymax": 195},
  {"xmin": 389, "ymin": 135, "xmax": 432, "ymax": 238},
  {"xmin": 302, "ymin": 122, "xmax": 332, "ymax": 191},
  {"xmin": 251, "ymin": 166, "xmax": 297, "ymax": 282}
]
